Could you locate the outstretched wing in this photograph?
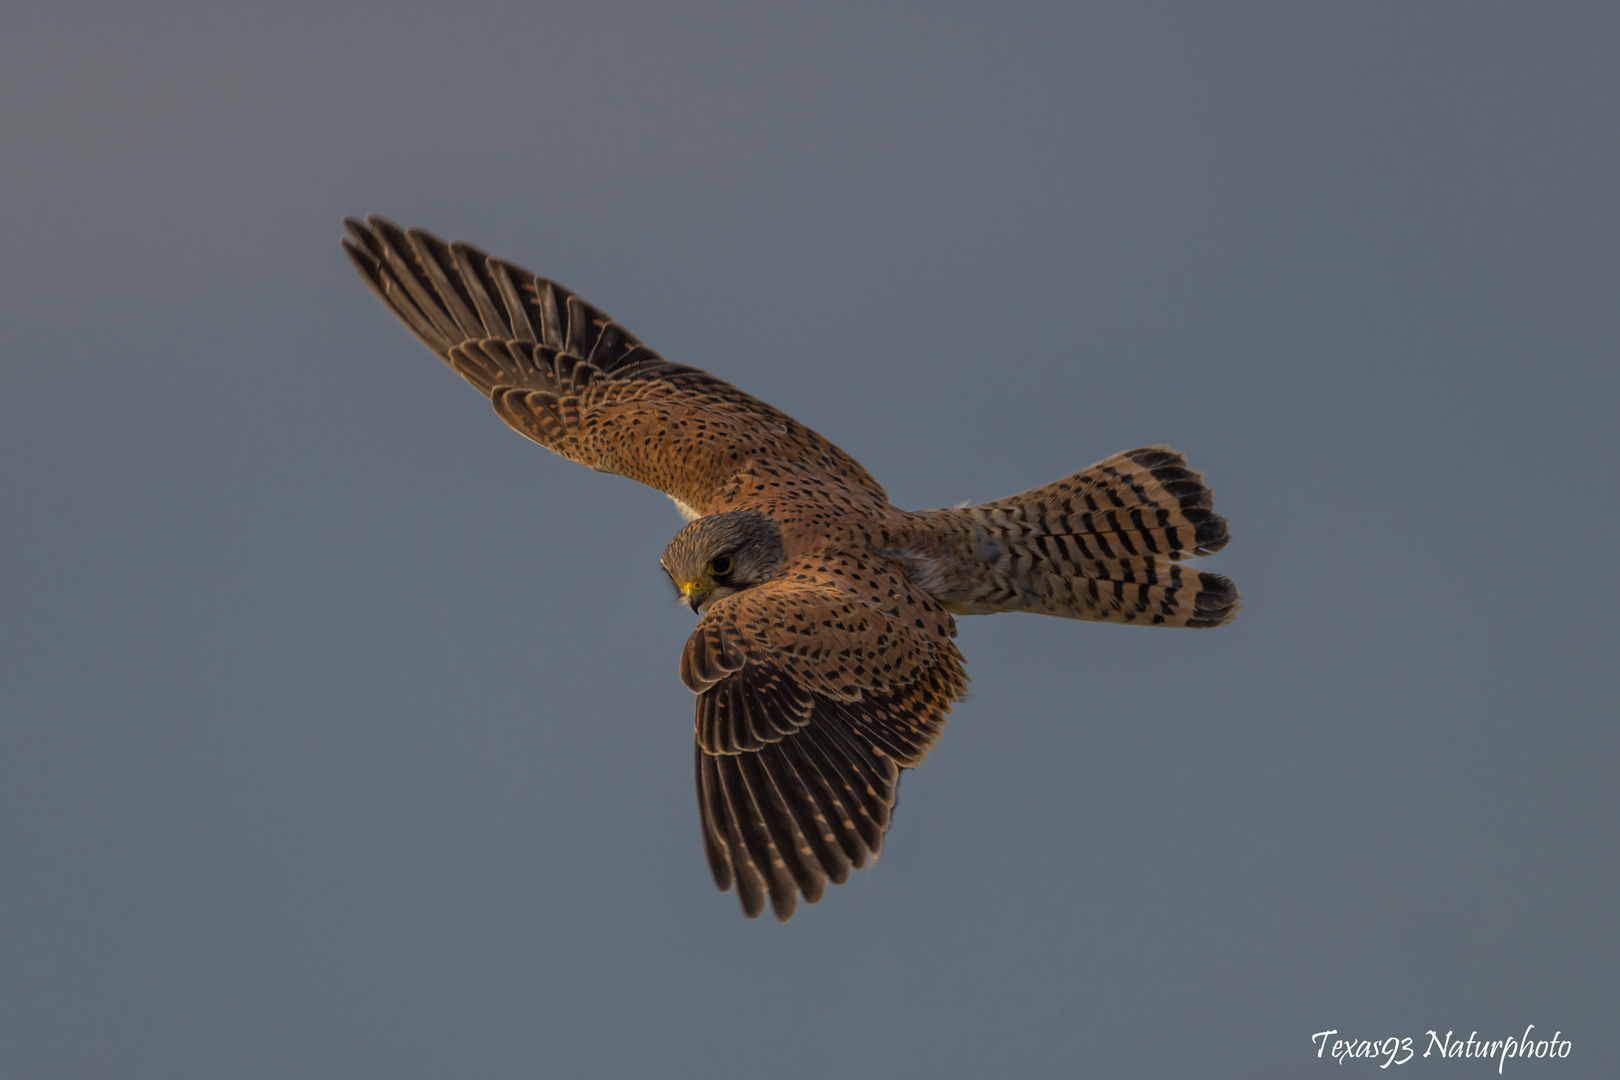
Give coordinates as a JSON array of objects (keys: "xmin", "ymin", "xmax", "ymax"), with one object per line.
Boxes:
[
  {"xmin": 679, "ymin": 553, "xmax": 968, "ymax": 921},
  {"xmin": 342, "ymin": 216, "xmax": 886, "ymax": 514}
]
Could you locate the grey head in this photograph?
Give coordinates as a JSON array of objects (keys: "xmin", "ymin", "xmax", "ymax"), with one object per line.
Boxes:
[{"xmin": 660, "ymin": 509, "xmax": 786, "ymax": 613}]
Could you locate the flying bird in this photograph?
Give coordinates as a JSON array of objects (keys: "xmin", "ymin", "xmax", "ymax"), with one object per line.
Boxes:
[{"xmin": 341, "ymin": 217, "xmax": 1240, "ymax": 921}]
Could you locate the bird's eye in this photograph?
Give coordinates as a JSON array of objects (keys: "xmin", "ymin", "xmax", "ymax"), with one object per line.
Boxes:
[{"xmin": 709, "ymin": 555, "xmax": 733, "ymax": 577}]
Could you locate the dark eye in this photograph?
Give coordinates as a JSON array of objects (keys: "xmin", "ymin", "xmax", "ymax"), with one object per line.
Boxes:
[{"xmin": 708, "ymin": 555, "xmax": 733, "ymax": 577}]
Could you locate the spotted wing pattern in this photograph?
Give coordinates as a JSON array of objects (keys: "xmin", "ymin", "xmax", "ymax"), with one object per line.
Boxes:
[
  {"xmin": 342, "ymin": 218, "xmax": 1242, "ymax": 924},
  {"xmin": 342, "ymin": 216, "xmax": 886, "ymax": 515},
  {"xmin": 680, "ymin": 555, "xmax": 967, "ymax": 921}
]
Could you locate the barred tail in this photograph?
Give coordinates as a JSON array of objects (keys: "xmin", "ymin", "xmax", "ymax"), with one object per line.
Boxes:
[{"xmin": 912, "ymin": 447, "xmax": 1240, "ymax": 628}]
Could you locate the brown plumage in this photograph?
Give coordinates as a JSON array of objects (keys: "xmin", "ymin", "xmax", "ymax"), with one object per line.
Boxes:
[{"xmin": 342, "ymin": 216, "xmax": 1240, "ymax": 921}]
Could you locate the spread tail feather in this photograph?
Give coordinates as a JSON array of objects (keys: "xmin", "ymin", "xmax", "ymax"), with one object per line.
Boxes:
[{"xmin": 911, "ymin": 447, "xmax": 1240, "ymax": 628}]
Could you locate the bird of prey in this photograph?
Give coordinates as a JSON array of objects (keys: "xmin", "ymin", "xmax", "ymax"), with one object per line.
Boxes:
[{"xmin": 341, "ymin": 217, "xmax": 1240, "ymax": 922}]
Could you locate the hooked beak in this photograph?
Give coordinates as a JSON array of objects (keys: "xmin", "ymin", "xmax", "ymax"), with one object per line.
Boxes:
[{"xmin": 680, "ymin": 580, "xmax": 710, "ymax": 613}]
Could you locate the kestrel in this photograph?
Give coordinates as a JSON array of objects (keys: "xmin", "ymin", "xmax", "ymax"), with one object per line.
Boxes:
[{"xmin": 342, "ymin": 217, "xmax": 1240, "ymax": 921}]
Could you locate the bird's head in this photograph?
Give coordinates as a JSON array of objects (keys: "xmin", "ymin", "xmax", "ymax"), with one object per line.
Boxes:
[{"xmin": 660, "ymin": 509, "xmax": 786, "ymax": 614}]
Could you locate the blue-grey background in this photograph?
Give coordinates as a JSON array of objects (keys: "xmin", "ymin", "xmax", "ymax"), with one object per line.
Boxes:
[{"xmin": 2, "ymin": 2, "xmax": 1614, "ymax": 1077}]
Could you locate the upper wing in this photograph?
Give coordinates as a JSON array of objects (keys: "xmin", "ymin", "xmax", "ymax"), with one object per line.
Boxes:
[
  {"xmin": 342, "ymin": 216, "xmax": 887, "ymax": 514},
  {"xmin": 679, "ymin": 554, "xmax": 968, "ymax": 921}
]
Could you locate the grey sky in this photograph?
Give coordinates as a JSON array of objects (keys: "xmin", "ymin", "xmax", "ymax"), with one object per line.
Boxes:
[{"xmin": 2, "ymin": 2, "xmax": 1615, "ymax": 1077}]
